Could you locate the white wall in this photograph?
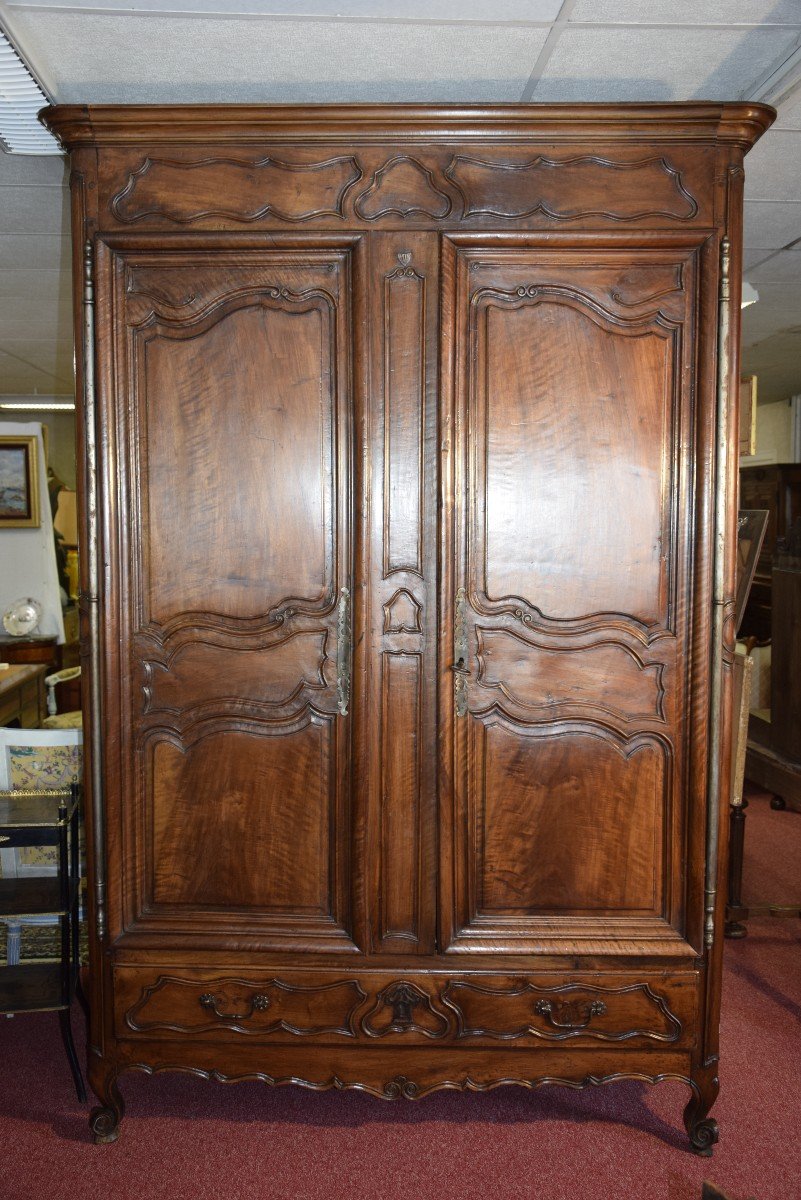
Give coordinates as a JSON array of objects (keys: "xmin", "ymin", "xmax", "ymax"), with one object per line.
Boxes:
[
  {"xmin": 741, "ymin": 398, "xmax": 794, "ymax": 466},
  {"xmin": 0, "ymin": 420, "xmax": 65, "ymax": 643}
]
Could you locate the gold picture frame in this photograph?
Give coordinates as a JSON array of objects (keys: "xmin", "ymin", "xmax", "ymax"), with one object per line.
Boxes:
[
  {"xmin": 0, "ymin": 434, "xmax": 41, "ymax": 528},
  {"xmin": 739, "ymin": 375, "xmax": 757, "ymax": 458}
]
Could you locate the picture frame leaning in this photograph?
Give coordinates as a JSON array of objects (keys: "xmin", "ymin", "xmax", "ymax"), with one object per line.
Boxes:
[{"xmin": 0, "ymin": 434, "xmax": 41, "ymax": 528}]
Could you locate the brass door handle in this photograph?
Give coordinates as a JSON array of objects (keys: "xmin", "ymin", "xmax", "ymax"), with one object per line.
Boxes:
[{"xmin": 336, "ymin": 586, "xmax": 351, "ymax": 717}]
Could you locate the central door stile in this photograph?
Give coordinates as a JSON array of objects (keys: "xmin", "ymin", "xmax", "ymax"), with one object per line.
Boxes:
[{"xmin": 363, "ymin": 232, "xmax": 440, "ymax": 955}]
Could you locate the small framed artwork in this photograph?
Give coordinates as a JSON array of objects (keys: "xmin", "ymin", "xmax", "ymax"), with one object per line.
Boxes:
[
  {"xmin": 0, "ymin": 434, "xmax": 40, "ymax": 528},
  {"xmin": 739, "ymin": 375, "xmax": 757, "ymax": 458},
  {"xmin": 735, "ymin": 508, "xmax": 769, "ymax": 634}
]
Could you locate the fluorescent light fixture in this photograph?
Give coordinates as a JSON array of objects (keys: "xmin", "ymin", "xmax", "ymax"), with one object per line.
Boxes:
[
  {"xmin": 0, "ymin": 401, "xmax": 75, "ymax": 411},
  {"xmin": 0, "ymin": 27, "xmax": 61, "ymax": 154},
  {"xmin": 741, "ymin": 281, "xmax": 759, "ymax": 309}
]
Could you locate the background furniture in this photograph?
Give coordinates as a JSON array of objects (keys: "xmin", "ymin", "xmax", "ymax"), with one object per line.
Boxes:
[
  {"xmin": 43, "ymin": 667, "xmax": 82, "ymax": 730},
  {"xmin": 725, "ymin": 649, "xmax": 754, "ymax": 938},
  {"xmin": 728, "ymin": 539, "xmax": 801, "ymax": 937},
  {"xmin": 0, "ymin": 664, "xmax": 46, "ymax": 729},
  {"xmin": 0, "ymin": 785, "xmax": 86, "ymax": 1101},
  {"xmin": 738, "ymin": 464, "xmax": 801, "ymax": 641},
  {"xmin": 0, "ymin": 725, "xmax": 84, "ymax": 881},
  {"xmin": 746, "ymin": 553, "xmax": 801, "ymax": 813},
  {"xmin": 0, "ymin": 604, "xmax": 80, "ymax": 672},
  {"xmin": 44, "ymin": 100, "xmax": 771, "ymax": 1151}
]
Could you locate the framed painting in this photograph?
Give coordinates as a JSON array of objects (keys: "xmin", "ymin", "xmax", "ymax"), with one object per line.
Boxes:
[
  {"xmin": 0, "ymin": 434, "xmax": 40, "ymax": 528},
  {"xmin": 735, "ymin": 509, "xmax": 769, "ymax": 634}
]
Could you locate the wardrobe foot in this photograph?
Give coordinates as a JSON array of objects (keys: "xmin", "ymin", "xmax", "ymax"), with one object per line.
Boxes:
[
  {"xmin": 89, "ymin": 1073, "xmax": 125, "ymax": 1144},
  {"xmin": 90, "ymin": 1106, "xmax": 121, "ymax": 1144},
  {"xmin": 683, "ymin": 1072, "xmax": 719, "ymax": 1157}
]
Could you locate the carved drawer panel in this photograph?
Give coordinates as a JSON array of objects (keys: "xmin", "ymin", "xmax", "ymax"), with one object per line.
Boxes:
[
  {"xmin": 115, "ymin": 968, "xmax": 696, "ymax": 1049},
  {"xmin": 114, "ymin": 969, "xmax": 367, "ymax": 1041},
  {"xmin": 441, "ymin": 976, "xmax": 697, "ymax": 1048}
]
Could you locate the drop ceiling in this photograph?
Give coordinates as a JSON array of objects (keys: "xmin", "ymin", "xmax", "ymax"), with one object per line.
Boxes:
[{"xmin": 1, "ymin": 0, "xmax": 800, "ymax": 403}]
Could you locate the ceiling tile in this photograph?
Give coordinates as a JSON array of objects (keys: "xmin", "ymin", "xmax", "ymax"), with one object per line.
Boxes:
[
  {"xmin": 0, "ymin": 268, "xmax": 70, "ymax": 300},
  {"xmin": 0, "ymin": 343, "xmax": 74, "ymax": 391},
  {"xmin": 569, "ymin": 1, "xmax": 801, "ymax": 24},
  {"xmin": 5, "ymin": 0, "xmax": 563, "ymax": 18},
  {"xmin": 532, "ymin": 26, "xmax": 799, "ymax": 101},
  {"xmin": 0, "ymin": 151, "xmax": 68, "ymax": 185},
  {"xmin": 0, "ymin": 186, "xmax": 70, "ymax": 235},
  {"xmin": 4, "ymin": 13, "xmax": 550, "ymax": 102},
  {"xmin": 0, "ymin": 296, "xmax": 72, "ymax": 337},
  {"xmin": 743, "ymin": 248, "xmax": 774, "ymax": 270},
  {"xmin": 741, "ymin": 281, "xmax": 801, "ymax": 341},
  {"xmin": 748, "ymin": 248, "xmax": 801, "ymax": 285},
  {"xmin": 743, "ymin": 201, "xmax": 801, "ymax": 249},
  {"xmin": 0, "ymin": 235, "xmax": 71, "ymax": 270},
  {"xmin": 744, "ymin": 130, "xmax": 801, "ymax": 199},
  {"xmin": 742, "ymin": 329, "xmax": 801, "ymax": 403},
  {"xmin": 774, "ymin": 85, "xmax": 801, "ymax": 129},
  {"xmin": 0, "ymin": 338, "xmax": 73, "ymax": 370}
]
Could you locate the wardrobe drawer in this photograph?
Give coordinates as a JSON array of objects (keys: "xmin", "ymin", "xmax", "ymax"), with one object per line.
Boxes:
[
  {"xmin": 115, "ymin": 968, "xmax": 697, "ymax": 1049},
  {"xmin": 438, "ymin": 975, "xmax": 698, "ymax": 1049},
  {"xmin": 114, "ymin": 969, "xmax": 367, "ymax": 1041}
]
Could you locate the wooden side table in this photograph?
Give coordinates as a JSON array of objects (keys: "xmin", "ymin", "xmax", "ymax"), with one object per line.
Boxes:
[
  {"xmin": 0, "ymin": 665, "xmax": 47, "ymax": 729},
  {"xmin": 0, "ymin": 633, "xmax": 59, "ymax": 668},
  {"xmin": 0, "ymin": 606, "xmax": 80, "ymax": 671}
]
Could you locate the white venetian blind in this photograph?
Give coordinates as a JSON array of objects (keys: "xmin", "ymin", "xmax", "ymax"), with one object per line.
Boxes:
[{"xmin": 0, "ymin": 28, "xmax": 60, "ymax": 154}]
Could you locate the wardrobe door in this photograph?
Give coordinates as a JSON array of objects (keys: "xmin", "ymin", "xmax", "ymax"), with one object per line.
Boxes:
[
  {"xmin": 97, "ymin": 237, "xmax": 362, "ymax": 952},
  {"xmin": 440, "ymin": 236, "xmax": 711, "ymax": 956}
]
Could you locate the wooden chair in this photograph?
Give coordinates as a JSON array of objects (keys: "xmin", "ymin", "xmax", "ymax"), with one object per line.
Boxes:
[{"xmin": 42, "ymin": 666, "xmax": 82, "ymax": 730}]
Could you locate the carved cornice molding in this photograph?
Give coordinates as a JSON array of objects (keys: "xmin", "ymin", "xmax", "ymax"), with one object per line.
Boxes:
[{"xmin": 40, "ymin": 103, "xmax": 775, "ymax": 150}]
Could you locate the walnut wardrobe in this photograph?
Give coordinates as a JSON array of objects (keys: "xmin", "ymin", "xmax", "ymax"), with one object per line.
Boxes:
[{"xmin": 42, "ymin": 103, "xmax": 773, "ymax": 1148}]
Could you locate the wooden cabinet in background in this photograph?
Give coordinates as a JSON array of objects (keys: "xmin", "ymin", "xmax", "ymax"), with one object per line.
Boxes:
[
  {"xmin": 42, "ymin": 100, "xmax": 773, "ymax": 1152},
  {"xmin": 0, "ymin": 665, "xmax": 46, "ymax": 729},
  {"xmin": 0, "ymin": 607, "xmax": 81, "ymax": 672},
  {"xmin": 738, "ymin": 464, "xmax": 801, "ymax": 641}
]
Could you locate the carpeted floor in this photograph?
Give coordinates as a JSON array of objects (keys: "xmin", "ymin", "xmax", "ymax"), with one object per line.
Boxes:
[{"xmin": 1, "ymin": 787, "xmax": 798, "ymax": 1200}]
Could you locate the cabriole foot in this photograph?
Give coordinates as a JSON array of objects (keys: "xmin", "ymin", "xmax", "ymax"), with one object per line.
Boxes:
[
  {"xmin": 684, "ymin": 1070, "xmax": 719, "ymax": 1157},
  {"xmin": 88, "ymin": 1072, "xmax": 124, "ymax": 1144},
  {"xmin": 90, "ymin": 1106, "xmax": 121, "ymax": 1144}
]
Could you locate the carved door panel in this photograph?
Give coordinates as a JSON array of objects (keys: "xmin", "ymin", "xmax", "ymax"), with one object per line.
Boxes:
[
  {"xmin": 97, "ymin": 237, "xmax": 361, "ymax": 952},
  {"xmin": 440, "ymin": 237, "xmax": 708, "ymax": 955}
]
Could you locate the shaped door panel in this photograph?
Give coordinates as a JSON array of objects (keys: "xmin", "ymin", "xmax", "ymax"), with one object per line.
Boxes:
[
  {"xmin": 97, "ymin": 238, "xmax": 360, "ymax": 951},
  {"xmin": 440, "ymin": 238, "xmax": 707, "ymax": 955}
]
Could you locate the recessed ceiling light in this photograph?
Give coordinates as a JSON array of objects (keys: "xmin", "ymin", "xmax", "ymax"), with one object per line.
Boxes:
[
  {"xmin": 0, "ymin": 27, "xmax": 61, "ymax": 154},
  {"xmin": 0, "ymin": 401, "xmax": 75, "ymax": 411}
]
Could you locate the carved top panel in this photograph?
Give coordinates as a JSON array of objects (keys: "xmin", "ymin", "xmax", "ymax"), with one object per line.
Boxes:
[{"xmin": 91, "ymin": 140, "xmax": 723, "ymax": 231}]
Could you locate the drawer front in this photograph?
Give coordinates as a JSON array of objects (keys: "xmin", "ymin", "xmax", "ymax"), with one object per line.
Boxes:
[
  {"xmin": 115, "ymin": 970, "xmax": 367, "ymax": 1040},
  {"xmin": 440, "ymin": 978, "xmax": 695, "ymax": 1045},
  {"xmin": 115, "ymin": 968, "xmax": 698, "ymax": 1049}
]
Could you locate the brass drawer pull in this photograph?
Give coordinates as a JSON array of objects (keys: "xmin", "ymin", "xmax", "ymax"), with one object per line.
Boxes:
[
  {"xmin": 534, "ymin": 998, "xmax": 607, "ymax": 1030},
  {"xmin": 198, "ymin": 992, "xmax": 271, "ymax": 1020}
]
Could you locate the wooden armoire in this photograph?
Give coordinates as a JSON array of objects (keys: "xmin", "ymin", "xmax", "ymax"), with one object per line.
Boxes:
[{"xmin": 42, "ymin": 102, "xmax": 773, "ymax": 1149}]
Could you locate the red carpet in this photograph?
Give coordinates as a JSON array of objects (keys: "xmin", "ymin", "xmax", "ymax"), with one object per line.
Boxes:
[{"xmin": 1, "ymin": 790, "xmax": 799, "ymax": 1200}]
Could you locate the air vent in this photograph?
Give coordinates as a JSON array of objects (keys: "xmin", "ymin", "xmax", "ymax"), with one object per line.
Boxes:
[{"xmin": 0, "ymin": 27, "xmax": 60, "ymax": 154}]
